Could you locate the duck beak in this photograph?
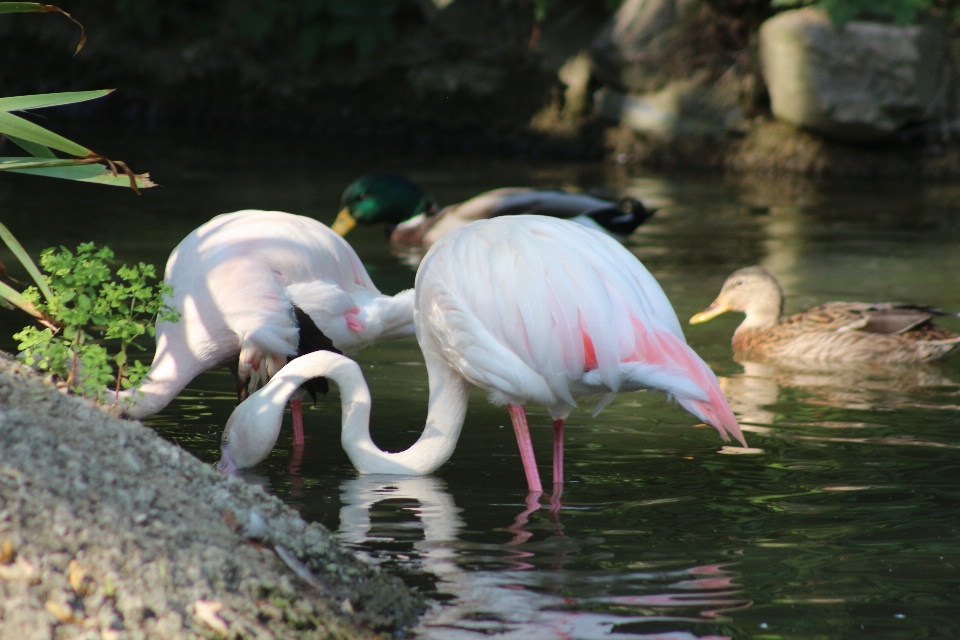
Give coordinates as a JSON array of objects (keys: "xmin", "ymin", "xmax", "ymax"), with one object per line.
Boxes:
[
  {"xmin": 331, "ymin": 208, "xmax": 357, "ymax": 236},
  {"xmin": 690, "ymin": 297, "xmax": 732, "ymax": 324}
]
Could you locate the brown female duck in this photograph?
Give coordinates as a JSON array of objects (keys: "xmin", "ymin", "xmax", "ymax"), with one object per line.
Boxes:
[{"xmin": 689, "ymin": 266, "xmax": 960, "ymax": 364}]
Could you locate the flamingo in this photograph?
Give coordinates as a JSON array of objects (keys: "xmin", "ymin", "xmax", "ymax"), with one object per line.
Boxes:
[
  {"xmin": 119, "ymin": 210, "xmax": 416, "ymax": 445},
  {"xmin": 217, "ymin": 216, "xmax": 745, "ymax": 489}
]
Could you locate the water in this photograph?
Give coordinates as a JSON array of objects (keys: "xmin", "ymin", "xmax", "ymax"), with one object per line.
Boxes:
[{"xmin": 2, "ymin": 132, "xmax": 960, "ymax": 639}]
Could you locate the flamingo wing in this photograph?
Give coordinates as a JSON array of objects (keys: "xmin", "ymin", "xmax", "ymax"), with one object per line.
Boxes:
[{"xmin": 416, "ymin": 216, "xmax": 744, "ymax": 444}]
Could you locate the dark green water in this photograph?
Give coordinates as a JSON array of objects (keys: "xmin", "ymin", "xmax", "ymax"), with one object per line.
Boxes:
[{"xmin": 2, "ymin": 132, "xmax": 960, "ymax": 639}]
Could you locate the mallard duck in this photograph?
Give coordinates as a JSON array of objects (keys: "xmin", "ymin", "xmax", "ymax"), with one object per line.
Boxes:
[
  {"xmin": 689, "ymin": 266, "xmax": 960, "ymax": 364},
  {"xmin": 332, "ymin": 174, "xmax": 655, "ymax": 251}
]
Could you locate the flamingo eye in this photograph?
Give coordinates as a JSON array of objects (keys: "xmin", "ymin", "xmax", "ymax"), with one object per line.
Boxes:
[{"xmin": 222, "ymin": 432, "xmax": 229, "ymax": 444}]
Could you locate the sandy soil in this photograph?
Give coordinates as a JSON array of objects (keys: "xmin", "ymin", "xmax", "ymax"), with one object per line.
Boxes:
[{"xmin": 0, "ymin": 354, "xmax": 422, "ymax": 639}]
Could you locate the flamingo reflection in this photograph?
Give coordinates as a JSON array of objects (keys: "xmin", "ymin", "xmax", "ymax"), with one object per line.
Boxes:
[{"xmin": 337, "ymin": 476, "xmax": 749, "ymax": 639}]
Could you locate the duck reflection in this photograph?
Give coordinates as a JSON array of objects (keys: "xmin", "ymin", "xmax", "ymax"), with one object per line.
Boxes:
[
  {"xmin": 721, "ymin": 358, "xmax": 960, "ymax": 419},
  {"xmin": 336, "ymin": 476, "xmax": 749, "ymax": 639}
]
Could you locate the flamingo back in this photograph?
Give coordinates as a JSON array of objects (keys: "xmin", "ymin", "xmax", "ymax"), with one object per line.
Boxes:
[{"xmin": 415, "ymin": 215, "xmax": 743, "ymax": 444}]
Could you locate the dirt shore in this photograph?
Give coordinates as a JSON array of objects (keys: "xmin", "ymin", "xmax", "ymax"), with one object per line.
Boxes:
[{"xmin": 0, "ymin": 354, "xmax": 422, "ymax": 638}]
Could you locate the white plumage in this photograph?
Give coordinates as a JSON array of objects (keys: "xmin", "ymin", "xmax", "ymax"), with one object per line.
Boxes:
[
  {"xmin": 218, "ymin": 216, "xmax": 744, "ymax": 489},
  {"xmin": 120, "ymin": 210, "xmax": 415, "ymax": 421}
]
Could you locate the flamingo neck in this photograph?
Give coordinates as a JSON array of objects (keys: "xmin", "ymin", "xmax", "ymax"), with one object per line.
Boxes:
[{"xmin": 339, "ymin": 354, "xmax": 471, "ymax": 475}]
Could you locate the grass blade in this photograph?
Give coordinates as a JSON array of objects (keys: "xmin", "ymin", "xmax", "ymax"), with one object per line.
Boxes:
[
  {"xmin": 0, "ymin": 90, "xmax": 113, "ymax": 113},
  {"xmin": 0, "ymin": 220, "xmax": 53, "ymax": 302},
  {"xmin": 9, "ymin": 162, "xmax": 156, "ymax": 189},
  {"xmin": 5, "ymin": 136, "xmax": 56, "ymax": 158},
  {"xmin": 0, "ymin": 279, "xmax": 46, "ymax": 321},
  {"xmin": 0, "ymin": 111, "xmax": 91, "ymax": 157}
]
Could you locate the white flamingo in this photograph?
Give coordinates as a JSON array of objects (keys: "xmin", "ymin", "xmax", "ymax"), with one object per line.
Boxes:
[
  {"xmin": 217, "ymin": 216, "xmax": 745, "ymax": 487},
  {"xmin": 120, "ymin": 210, "xmax": 415, "ymax": 445}
]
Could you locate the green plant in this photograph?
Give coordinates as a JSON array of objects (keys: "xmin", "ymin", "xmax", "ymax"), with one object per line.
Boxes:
[
  {"xmin": 0, "ymin": 3, "xmax": 154, "ymax": 189},
  {"xmin": 13, "ymin": 243, "xmax": 178, "ymax": 404},
  {"xmin": 771, "ymin": 0, "xmax": 957, "ymax": 25}
]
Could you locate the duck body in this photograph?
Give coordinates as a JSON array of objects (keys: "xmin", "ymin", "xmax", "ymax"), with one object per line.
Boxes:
[
  {"xmin": 120, "ymin": 210, "xmax": 415, "ymax": 419},
  {"xmin": 335, "ymin": 175, "xmax": 654, "ymax": 259},
  {"xmin": 219, "ymin": 215, "xmax": 744, "ymax": 490},
  {"xmin": 691, "ymin": 266, "xmax": 960, "ymax": 364}
]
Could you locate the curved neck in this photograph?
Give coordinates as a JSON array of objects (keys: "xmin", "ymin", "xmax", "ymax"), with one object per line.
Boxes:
[{"xmin": 339, "ymin": 354, "xmax": 471, "ymax": 475}]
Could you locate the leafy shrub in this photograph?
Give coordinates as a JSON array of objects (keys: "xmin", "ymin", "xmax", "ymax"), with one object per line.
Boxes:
[{"xmin": 13, "ymin": 243, "xmax": 178, "ymax": 404}]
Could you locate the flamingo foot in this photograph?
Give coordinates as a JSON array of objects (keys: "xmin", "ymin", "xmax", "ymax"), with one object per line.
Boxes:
[
  {"xmin": 552, "ymin": 418, "xmax": 564, "ymax": 487},
  {"xmin": 508, "ymin": 404, "xmax": 543, "ymax": 492},
  {"xmin": 290, "ymin": 399, "xmax": 305, "ymax": 446}
]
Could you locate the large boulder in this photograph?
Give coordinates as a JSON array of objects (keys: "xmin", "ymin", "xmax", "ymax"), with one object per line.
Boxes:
[{"xmin": 759, "ymin": 8, "xmax": 953, "ymax": 142}]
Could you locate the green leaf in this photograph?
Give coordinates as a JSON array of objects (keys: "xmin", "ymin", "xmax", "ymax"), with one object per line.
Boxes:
[
  {"xmin": 0, "ymin": 90, "xmax": 113, "ymax": 113},
  {"xmin": 0, "ymin": 3, "xmax": 47, "ymax": 13},
  {"xmin": 4, "ymin": 160, "xmax": 157, "ymax": 189},
  {"xmin": 0, "ymin": 220, "xmax": 54, "ymax": 302},
  {"xmin": 0, "ymin": 279, "xmax": 47, "ymax": 320},
  {"xmin": 6, "ymin": 135, "xmax": 55, "ymax": 158},
  {"xmin": 0, "ymin": 111, "xmax": 90, "ymax": 157}
]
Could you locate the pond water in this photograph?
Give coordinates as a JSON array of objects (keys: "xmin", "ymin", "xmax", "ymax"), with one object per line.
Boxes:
[{"xmin": 2, "ymin": 131, "xmax": 960, "ymax": 639}]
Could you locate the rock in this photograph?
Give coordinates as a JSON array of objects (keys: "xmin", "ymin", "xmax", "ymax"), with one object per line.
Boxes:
[
  {"xmin": 0, "ymin": 353, "xmax": 422, "ymax": 637},
  {"xmin": 595, "ymin": 74, "xmax": 745, "ymax": 138},
  {"xmin": 759, "ymin": 7, "xmax": 953, "ymax": 142}
]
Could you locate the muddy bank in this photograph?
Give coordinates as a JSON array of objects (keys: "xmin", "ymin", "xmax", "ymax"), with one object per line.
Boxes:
[{"xmin": 0, "ymin": 354, "xmax": 421, "ymax": 638}]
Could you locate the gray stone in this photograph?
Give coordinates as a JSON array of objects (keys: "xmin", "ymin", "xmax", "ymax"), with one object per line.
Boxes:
[
  {"xmin": 759, "ymin": 7, "xmax": 952, "ymax": 142},
  {"xmin": 595, "ymin": 75, "xmax": 745, "ymax": 138}
]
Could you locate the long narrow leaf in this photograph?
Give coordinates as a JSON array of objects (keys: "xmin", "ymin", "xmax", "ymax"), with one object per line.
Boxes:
[
  {"xmin": 0, "ymin": 3, "xmax": 48, "ymax": 13},
  {"xmin": 6, "ymin": 135, "xmax": 55, "ymax": 158},
  {"xmin": 0, "ymin": 111, "xmax": 91, "ymax": 157},
  {"xmin": 0, "ymin": 3, "xmax": 86, "ymax": 53},
  {"xmin": 0, "ymin": 156, "xmax": 92, "ymax": 169},
  {"xmin": 0, "ymin": 279, "xmax": 45, "ymax": 320},
  {"xmin": 9, "ymin": 162, "xmax": 156, "ymax": 189},
  {"xmin": 0, "ymin": 220, "xmax": 53, "ymax": 302},
  {"xmin": 0, "ymin": 90, "xmax": 112, "ymax": 113}
]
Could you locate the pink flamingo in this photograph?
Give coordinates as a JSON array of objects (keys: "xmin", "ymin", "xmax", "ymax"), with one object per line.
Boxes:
[
  {"xmin": 119, "ymin": 210, "xmax": 415, "ymax": 446},
  {"xmin": 218, "ymin": 216, "xmax": 745, "ymax": 487}
]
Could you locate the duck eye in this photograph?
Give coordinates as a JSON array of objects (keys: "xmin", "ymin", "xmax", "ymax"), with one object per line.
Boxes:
[
  {"xmin": 734, "ymin": 280, "xmax": 743, "ymax": 286},
  {"xmin": 358, "ymin": 192, "xmax": 370, "ymax": 200}
]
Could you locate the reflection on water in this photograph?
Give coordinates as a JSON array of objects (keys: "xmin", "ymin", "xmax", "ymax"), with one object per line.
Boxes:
[
  {"xmin": 2, "ymin": 134, "xmax": 960, "ymax": 638},
  {"xmin": 338, "ymin": 476, "xmax": 749, "ymax": 639}
]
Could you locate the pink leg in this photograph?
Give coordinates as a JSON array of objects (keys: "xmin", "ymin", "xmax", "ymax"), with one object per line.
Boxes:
[
  {"xmin": 508, "ymin": 404, "xmax": 543, "ymax": 492},
  {"xmin": 290, "ymin": 399, "xmax": 305, "ymax": 446},
  {"xmin": 552, "ymin": 418, "xmax": 564, "ymax": 487},
  {"xmin": 506, "ymin": 491, "xmax": 542, "ymax": 546}
]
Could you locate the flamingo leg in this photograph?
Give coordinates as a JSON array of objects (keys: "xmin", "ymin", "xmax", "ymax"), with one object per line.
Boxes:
[
  {"xmin": 508, "ymin": 404, "xmax": 543, "ymax": 492},
  {"xmin": 552, "ymin": 418, "xmax": 564, "ymax": 487},
  {"xmin": 290, "ymin": 398, "xmax": 305, "ymax": 446}
]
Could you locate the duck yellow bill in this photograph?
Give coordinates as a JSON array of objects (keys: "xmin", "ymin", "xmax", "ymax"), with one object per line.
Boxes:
[
  {"xmin": 331, "ymin": 208, "xmax": 357, "ymax": 236},
  {"xmin": 689, "ymin": 299, "xmax": 732, "ymax": 324}
]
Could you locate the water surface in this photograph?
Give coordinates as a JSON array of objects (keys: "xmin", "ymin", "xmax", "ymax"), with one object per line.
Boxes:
[{"xmin": 2, "ymin": 133, "xmax": 960, "ymax": 639}]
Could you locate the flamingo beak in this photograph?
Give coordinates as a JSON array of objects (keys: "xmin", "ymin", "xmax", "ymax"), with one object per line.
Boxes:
[
  {"xmin": 690, "ymin": 297, "xmax": 732, "ymax": 324},
  {"xmin": 217, "ymin": 448, "xmax": 238, "ymax": 475},
  {"xmin": 331, "ymin": 208, "xmax": 357, "ymax": 236}
]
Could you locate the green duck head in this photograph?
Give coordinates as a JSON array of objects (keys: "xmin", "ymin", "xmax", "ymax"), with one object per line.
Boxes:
[{"xmin": 333, "ymin": 174, "xmax": 436, "ymax": 236}]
